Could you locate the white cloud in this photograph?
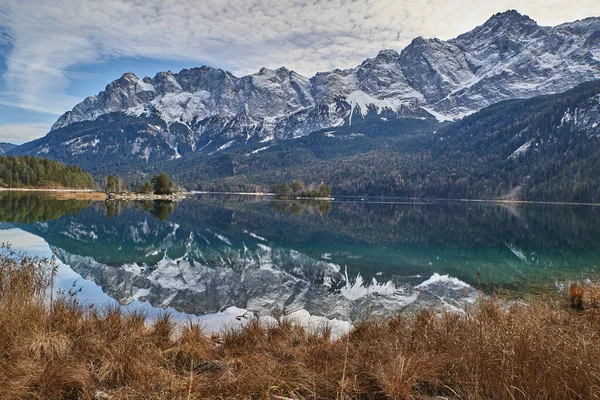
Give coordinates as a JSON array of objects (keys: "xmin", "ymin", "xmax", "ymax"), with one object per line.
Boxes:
[
  {"xmin": 0, "ymin": 96, "xmax": 74, "ymax": 115},
  {"xmin": 0, "ymin": 122, "xmax": 51, "ymax": 144},
  {"xmin": 0, "ymin": 0, "xmax": 599, "ymax": 119}
]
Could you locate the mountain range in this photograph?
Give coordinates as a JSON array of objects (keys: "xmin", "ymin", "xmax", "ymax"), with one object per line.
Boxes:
[{"xmin": 10, "ymin": 10, "xmax": 600, "ymax": 201}]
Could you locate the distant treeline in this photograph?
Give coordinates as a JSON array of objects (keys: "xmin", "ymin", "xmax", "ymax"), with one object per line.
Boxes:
[
  {"xmin": 0, "ymin": 155, "xmax": 94, "ymax": 189},
  {"xmin": 273, "ymin": 180, "xmax": 331, "ymax": 198}
]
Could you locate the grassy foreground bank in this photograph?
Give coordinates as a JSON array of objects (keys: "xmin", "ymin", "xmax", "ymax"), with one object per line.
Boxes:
[{"xmin": 1, "ymin": 247, "xmax": 600, "ymax": 399}]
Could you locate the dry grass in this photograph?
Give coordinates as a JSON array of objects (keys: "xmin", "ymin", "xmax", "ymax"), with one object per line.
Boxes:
[
  {"xmin": 2, "ymin": 245, "xmax": 600, "ymax": 399},
  {"xmin": 53, "ymin": 192, "xmax": 107, "ymax": 201}
]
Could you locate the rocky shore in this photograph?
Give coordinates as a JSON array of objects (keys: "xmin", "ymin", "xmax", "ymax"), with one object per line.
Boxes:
[{"xmin": 106, "ymin": 192, "xmax": 191, "ymax": 201}]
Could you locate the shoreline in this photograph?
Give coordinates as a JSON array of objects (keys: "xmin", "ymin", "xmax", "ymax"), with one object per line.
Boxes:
[
  {"xmin": 0, "ymin": 187, "xmax": 107, "ymax": 201},
  {"xmin": 193, "ymin": 190, "xmax": 275, "ymax": 196},
  {"xmin": 192, "ymin": 190, "xmax": 600, "ymax": 206},
  {"xmin": 461, "ymin": 198, "xmax": 600, "ymax": 207},
  {"xmin": 0, "ymin": 187, "xmax": 98, "ymax": 192},
  {"xmin": 275, "ymin": 195, "xmax": 335, "ymax": 201},
  {"xmin": 2, "ymin": 187, "xmax": 600, "ymax": 206},
  {"xmin": 108, "ymin": 192, "xmax": 192, "ymax": 201},
  {"xmin": 0, "ymin": 188, "xmax": 190, "ymax": 201}
]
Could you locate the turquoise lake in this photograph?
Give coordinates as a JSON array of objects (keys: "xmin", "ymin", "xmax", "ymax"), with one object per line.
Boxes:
[{"xmin": 1, "ymin": 192, "xmax": 599, "ymax": 326}]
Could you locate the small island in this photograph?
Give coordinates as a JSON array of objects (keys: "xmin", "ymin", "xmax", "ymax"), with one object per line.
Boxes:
[
  {"xmin": 273, "ymin": 180, "xmax": 333, "ymax": 200},
  {"xmin": 105, "ymin": 172, "xmax": 190, "ymax": 201}
]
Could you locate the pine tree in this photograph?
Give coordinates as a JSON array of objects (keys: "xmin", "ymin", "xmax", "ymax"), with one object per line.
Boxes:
[
  {"xmin": 319, "ymin": 183, "xmax": 331, "ymax": 198},
  {"xmin": 105, "ymin": 174, "xmax": 119, "ymax": 193},
  {"xmin": 291, "ymin": 180, "xmax": 304, "ymax": 193},
  {"xmin": 151, "ymin": 173, "xmax": 175, "ymax": 195}
]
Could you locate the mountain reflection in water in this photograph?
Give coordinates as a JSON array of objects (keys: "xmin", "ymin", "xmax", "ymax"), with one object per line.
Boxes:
[{"xmin": 1, "ymin": 192, "xmax": 599, "ymax": 323}]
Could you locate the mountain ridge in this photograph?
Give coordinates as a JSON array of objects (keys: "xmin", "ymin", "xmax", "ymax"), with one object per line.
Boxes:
[
  {"xmin": 42, "ymin": 11, "xmax": 600, "ymax": 135},
  {"xmin": 10, "ymin": 10, "xmax": 600, "ymax": 203}
]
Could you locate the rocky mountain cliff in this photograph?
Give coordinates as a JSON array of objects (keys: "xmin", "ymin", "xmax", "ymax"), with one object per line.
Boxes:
[{"xmin": 13, "ymin": 10, "xmax": 600, "ymax": 169}]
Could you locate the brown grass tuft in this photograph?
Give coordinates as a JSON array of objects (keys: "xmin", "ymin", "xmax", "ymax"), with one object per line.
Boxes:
[
  {"xmin": 569, "ymin": 282, "xmax": 585, "ymax": 309},
  {"xmin": 168, "ymin": 321, "xmax": 215, "ymax": 371},
  {"xmin": 24, "ymin": 330, "xmax": 71, "ymax": 361},
  {"xmin": 372, "ymin": 354, "xmax": 437, "ymax": 399}
]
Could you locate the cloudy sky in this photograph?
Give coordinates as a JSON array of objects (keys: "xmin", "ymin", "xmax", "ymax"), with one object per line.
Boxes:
[{"xmin": 0, "ymin": 0, "xmax": 599, "ymax": 144}]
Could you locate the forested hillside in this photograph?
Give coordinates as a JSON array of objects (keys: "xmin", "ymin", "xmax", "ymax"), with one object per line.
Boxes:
[
  {"xmin": 161, "ymin": 81, "xmax": 600, "ymax": 202},
  {"xmin": 427, "ymin": 80, "xmax": 600, "ymax": 202},
  {"xmin": 0, "ymin": 155, "xmax": 94, "ymax": 189},
  {"xmin": 8, "ymin": 81, "xmax": 600, "ymax": 203}
]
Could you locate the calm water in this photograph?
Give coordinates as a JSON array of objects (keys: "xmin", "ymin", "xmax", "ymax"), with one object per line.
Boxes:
[{"xmin": 1, "ymin": 192, "xmax": 599, "ymax": 325}]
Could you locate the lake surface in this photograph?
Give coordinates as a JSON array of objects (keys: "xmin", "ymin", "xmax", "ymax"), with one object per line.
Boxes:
[{"xmin": 1, "ymin": 192, "xmax": 599, "ymax": 328}]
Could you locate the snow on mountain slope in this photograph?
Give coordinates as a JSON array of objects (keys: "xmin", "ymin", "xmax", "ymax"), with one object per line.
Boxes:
[
  {"xmin": 0, "ymin": 143, "xmax": 16, "ymax": 154},
  {"xmin": 559, "ymin": 94, "xmax": 600, "ymax": 134},
  {"xmin": 438, "ymin": 12, "xmax": 600, "ymax": 116},
  {"xmin": 16, "ymin": 10, "xmax": 600, "ymax": 165},
  {"xmin": 346, "ymin": 90, "xmax": 415, "ymax": 124}
]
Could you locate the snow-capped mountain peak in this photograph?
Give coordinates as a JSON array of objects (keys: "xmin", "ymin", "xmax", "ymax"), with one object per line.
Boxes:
[{"xmin": 24, "ymin": 10, "xmax": 600, "ymax": 165}]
